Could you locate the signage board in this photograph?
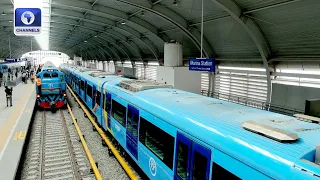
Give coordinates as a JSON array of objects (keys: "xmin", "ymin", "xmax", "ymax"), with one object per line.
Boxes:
[
  {"xmin": 4, "ymin": 58, "xmax": 27, "ymax": 62},
  {"xmin": 189, "ymin": 58, "xmax": 215, "ymax": 72},
  {"xmin": 5, "ymin": 58, "xmax": 17, "ymax": 62},
  {"xmin": 14, "ymin": 0, "xmax": 42, "ymax": 36}
]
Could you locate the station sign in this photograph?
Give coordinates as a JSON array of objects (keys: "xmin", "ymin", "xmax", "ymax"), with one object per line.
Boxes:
[
  {"xmin": 4, "ymin": 58, "xmax": 27, "ymax": 62},
  {"xmin": 189, "ymin": 58, "xmax": 215, "ymax": 72},
  {"xmin": 14, "ymin": 0, "xmax": 42, "ymax": 36}
]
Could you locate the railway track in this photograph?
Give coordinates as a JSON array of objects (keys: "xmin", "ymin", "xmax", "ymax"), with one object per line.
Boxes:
[{"xmin": 20, "ymin": 110, "xmax": 95, "ymax": 180}]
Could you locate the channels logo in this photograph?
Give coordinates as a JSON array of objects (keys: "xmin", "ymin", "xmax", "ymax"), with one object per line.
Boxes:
[
  {"xmin": 21, "ymin": 11, "xmax": 35, "ymax": 25},
  {"xmin": 14, "ymin": 8, "xmax": 42, "ymax": 36}
]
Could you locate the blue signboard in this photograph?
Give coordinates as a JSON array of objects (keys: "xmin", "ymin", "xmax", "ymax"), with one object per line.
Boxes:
[
  {"xmin": 4, "ymin": 58, "xmax": 26, "ymax": 62},
  {"xmin": 14, "ymin": 8, "xmax": 42, "ymax": 36},
  {"xmin": 5, "ymin": 58, "xmax": 17, "ymax": 62},
  {"xmin": 189, "ymin": 58, "xmax": 215, "ymax": 72}
]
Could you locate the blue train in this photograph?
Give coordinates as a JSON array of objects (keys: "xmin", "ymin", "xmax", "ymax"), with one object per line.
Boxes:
[
  {"xmin": 60, "ymin": 63, "xmax": 320, "ymax": 180},
  {"xmin": 0, "ymin": 61, "xmax": 22, "ymax": 72},
  {"xmin": 36, "ymin": 61, "xmax": 67, "ymax": 111}
]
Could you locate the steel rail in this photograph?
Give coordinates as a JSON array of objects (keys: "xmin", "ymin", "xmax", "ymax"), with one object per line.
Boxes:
[
  {"xmin": 67, "ymin": 84, "xmax": 138, "ymax": 180},
  {"xmin": 67, "ymin": 103, "xmax": 103, "ymax": 180}
]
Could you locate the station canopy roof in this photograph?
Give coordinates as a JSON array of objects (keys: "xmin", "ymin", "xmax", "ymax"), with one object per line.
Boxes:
[{"xmin": 0, "ymin": 0, "xmax": 319, "ymax": 65}]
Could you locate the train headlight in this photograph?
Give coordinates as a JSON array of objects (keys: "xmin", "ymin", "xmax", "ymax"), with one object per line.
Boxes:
[
  {"xmin": 36, "ymin": 94, "xmax": 40, "ymax": 98},
  {"xmin": 63, "ymin": 93, "xmax": 67, "ymax": 97}
]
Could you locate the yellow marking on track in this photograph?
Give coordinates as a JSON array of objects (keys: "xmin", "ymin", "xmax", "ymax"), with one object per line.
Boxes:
[
  {"xmin": 67, "ymin": 85, "xmax": 138, "ymax": 180},
  {"xmin": 0, "ymin": 85, "xmax": 34, "ymax": 150},
  {"xmin": 67, "ymin": 104, "xmax": 102, "ymax": 180}
]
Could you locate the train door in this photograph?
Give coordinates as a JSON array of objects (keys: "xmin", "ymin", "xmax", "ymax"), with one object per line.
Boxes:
[
  {"xmin": 105, "ymin": 93, "xmax": 112, "ymax": 129},
  {"xmin": 84, "ymin": 81, "xmax": 87, "ymax": 102},
  {"xmin": 174, "ymin": 132, "xmax": 211, "ymax": 180},
  {"xmin": 126, "ymin": 105, "xmax": 139, "ymax": 159},
  {"xmin": 92, "ymin": 85, "xmax": 96, "ymax": 108},
  {"xmin": 77, "ymin": 77, "xmax": 80, "ymax": 94},
  {"xmin": 72, "ymin": 74, "xmax": 75, "ymax": 90}
]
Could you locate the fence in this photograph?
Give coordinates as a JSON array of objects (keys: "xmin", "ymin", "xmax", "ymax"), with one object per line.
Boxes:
[{"xmin": 201, "ymin": 90, "xmax": 304, "ymax": 116}]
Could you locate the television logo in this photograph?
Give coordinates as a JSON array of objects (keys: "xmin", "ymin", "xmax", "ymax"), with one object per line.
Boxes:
[{"xmin": 14, "ymin": 8, "xmax": 42, "ymax": 36}]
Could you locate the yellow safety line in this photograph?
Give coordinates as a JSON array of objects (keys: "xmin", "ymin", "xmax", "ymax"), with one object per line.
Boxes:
[
  {"xmin": 66, "ymin": 104, "xmax": 103, "ymax": 180},
  {"xmin": 67, "ymin": 85, "xmax": 138, "ymax": 180},
  {"xmin": 0, "ymin": 85, "xmax": 34, "ymax": 151}
]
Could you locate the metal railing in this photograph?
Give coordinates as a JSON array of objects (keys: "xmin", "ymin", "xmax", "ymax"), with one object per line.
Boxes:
[{"xmin": 201, "ymin": 90, "xmax": 304, "ymax": 116}]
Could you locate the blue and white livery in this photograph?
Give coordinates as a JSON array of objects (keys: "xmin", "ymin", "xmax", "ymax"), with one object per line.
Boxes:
[{"xmin": 60, "ymin": 63, "xmax": 320, "ymax": 180}]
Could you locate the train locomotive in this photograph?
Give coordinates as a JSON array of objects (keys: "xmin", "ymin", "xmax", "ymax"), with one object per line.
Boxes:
[
  {"xmin": 60, "ymin": 63, "xmax": 320, "ymax": 180},
  {"xmin": 36, "ymin": 61, "xmax": 67, "ymax": 111}
]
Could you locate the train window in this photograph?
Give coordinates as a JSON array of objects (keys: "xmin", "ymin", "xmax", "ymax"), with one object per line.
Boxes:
[
  {"xmin": 127, "ymin": 109, "xmax": 139, "ymax": 139},
  {"xmin": 111, "ymin": 100, "xmax": 126, "ymax": 126},
  {"xmin": 87, "ymin": 85, "xmax": 92, "ymax": 98},
  {"xmin": 127, "ymin": 109, "xmax": 132, "ymax": 132},
  {"xmin": 193, "ymin": 151, "xmax": 207, "ymax": 180},
  {"xmin": 80, "ymin": 80, "xmax": 84, "ymax": 91},
  {"xmin": 139, "ymin": 117, "xmax": 174, "ymax": 169},
  {"xmin": 211, "ymin": 162, "xmax": 240, "ymax": 180},
  {"xmin": 176, "ymin": 142, "xmax": 189, "ymax": 179},
  {"xmin": 96, "ymin": 91, "xmax": 101, "ymax": 106},
  {"xmin": 132, "ymin": 113, "xmax": 138, "ymax": 138},
  {"xmin": 43, "ymin": 73, "xmax": 51, "ymax": 78}
]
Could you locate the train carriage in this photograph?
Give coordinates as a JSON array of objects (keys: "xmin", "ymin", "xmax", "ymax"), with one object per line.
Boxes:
[
  {"xmin": 60, "ymin": 63, "xmax": 320, "ymax": 180},
  {"xmin": 36, "ymin": 61, "xmax": 67, "ymax": 111}
]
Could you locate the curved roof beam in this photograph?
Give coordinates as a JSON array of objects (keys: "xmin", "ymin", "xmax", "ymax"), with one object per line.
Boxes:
[
  {"xmin": 74, "ymin": 45, "xmax": 114, "ymax": 61},
  {"xmin": 50, "ymin": 27, "xmax": 132, "ymax": 59},
  {"xmin": 0, "ymin": 41, "xmax": 36, "ymax": 57},
  {"xmin": 86, "ymin": 46, "xmax": 106, "ymax": 60},
  {"xmin": 95, "ymin": 36, "xmax": 131, "ymax": 61},
  {"xmin": 211, "ymin": 0, "xmax": 272, "ymax": 103},
  {"xmin": 50, "ymin": 20, "xmax": 143, "ymax": 59},
  {"xmin": 50, "ymin": 5, "xmax": 160, "ymax": 59},
  {"xmin": 49, "ymin": 32, "xmax": 118, "ymax": 60},
  {"xmin": 71, "ymin": 40, "xmax": 122, "ymax": 61},
  {"xmin": 115, "ymin": 0, "xmax": 215, "ymax": 57},
  {"xmin": 49, "ymin": 20, "xmax": 142, "ymax": 59}
]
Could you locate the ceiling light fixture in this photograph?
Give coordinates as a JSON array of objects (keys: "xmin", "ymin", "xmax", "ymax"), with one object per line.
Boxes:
[
  {"xmin": 1, "ymin": 12, "xmax": 6, "ymax": 16},
  {"xmin": 84, "ymin": 40, "xmax": 87, "ymax": 43},
  {"xmin": 173, "ymin": 0, "xmax": 178, "ymax": 6},
  {"xmin": 9, "ymin": 20, "xmax": 12, "ymax": 22},
  {"xmin": 94, "ymin": 35, "xmax": 97, "ymax": 37},
  {"xmin": 121, "ymin": 21, "xmax": 126, "ymax": 25}
]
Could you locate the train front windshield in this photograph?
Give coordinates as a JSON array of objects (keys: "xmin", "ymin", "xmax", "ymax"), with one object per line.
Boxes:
[{"xmin": 42, "ymin": 70, "xmax": 62, "ymax": 79}]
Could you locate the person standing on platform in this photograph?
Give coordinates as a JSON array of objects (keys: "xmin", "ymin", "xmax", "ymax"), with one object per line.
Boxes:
[
  {"xmin": 5, "ymin": 86, "xmax": 13, "ymax": 107},
  {"xmin": 21, "ymin": 72, "xmax": 25, "ymax": 83},
  {"xmin": 10, "ymin": 71, "xmax": 13, "ymax": 81},
  {"xmin": 36, "ymin": 75, "xmax": 42, "ymax": 95},
  {"xmin": 8, "ymin": 68, "xmax": 11, "ymax": 80},
  {"xmin": 15, "ymin": 71, "xmax": 18, "ymax": 80}
]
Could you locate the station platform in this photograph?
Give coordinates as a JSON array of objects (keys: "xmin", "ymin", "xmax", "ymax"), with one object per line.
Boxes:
[{"xmin": 0, "ymin": 82, "xmax": 36, "ymax": 180}]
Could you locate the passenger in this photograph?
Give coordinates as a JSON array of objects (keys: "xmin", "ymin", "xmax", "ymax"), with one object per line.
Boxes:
[
  {"xmin": 15, "ymin": 71, "xmax": 18, "ymax": 80},
  {"xmin": 21, "ymin": 72, "xmax": 25, "ymax": 83},
  {"xmin": 36, "ymin": 75, "xmax": 42, "ymax": 95},
  {"xmin": 5, "ymin": 86, "xmax": 13, "ymax": 107},
  {"xmin": 31, "ymin": 73, "xmax": 35, "ymax": 84},
  {"xmin": 10, "ymin": 71, "xmax": 13, "ymax": 81}
]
